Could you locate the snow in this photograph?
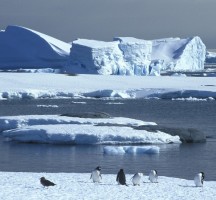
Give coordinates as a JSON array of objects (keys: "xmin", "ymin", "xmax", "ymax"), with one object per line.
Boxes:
[
  {"xmin": 2, "ymin": 124, "xmax": 180, "ymax": 144},
  {"xmin": 1, "ymin": 115, "xmax": 180, "ymax": 145},
  {"xmin": 103, "ymin": 146, "xmax": 160, "ymax": 155},
  {"xmin": 0, "ymin": 115, "xmax": 154, "ymax": 132},
  {"xmin": 0, "ymin": 172, "xmax": 216, "ymax": 200},
  {"xmin": 0, "ymin": 25, "xmax": 71, "ymax": 69},
  {"xmin": 0, "ymin": 73, "xmax": 215, "ymax": 100}
]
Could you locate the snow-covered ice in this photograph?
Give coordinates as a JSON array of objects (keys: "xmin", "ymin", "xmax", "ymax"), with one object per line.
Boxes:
[
  {"xmin": 67, "ymin": 36, "xmax": 206, "ymax": 75},
  {"xmin": 0, "ymin": 172, "xmax": 215, "ymax": 200},
  {"xmin": 0, "ymin": 25, "xmax": 206, "ymax": 74},
  {"xmin": 114, "ymin": 37, "xmax": 152, "ymax": 75},
  {"xmin": 103, "ymin": 146, "xmax": 160, "ymax": 155},
  {"xmin": 0, "ymin": 26, "xmax": 71, "ymax": 68},
  {"xmin": 0, "ymin": 115, "xmax": 154, "ymax": 132},
  {"xmin": 0, "ymin": 115, "xmax": 180, "ymax": 145},
  {"xmin": 0, "ymin": 73, "xmax": 215, "ymax": 100},
  {"xmin": 68, "ymin": 39, "xmax": 126, "ymax": 75},
  {"xmin": 151, "ymin": 37, "xmax": 206, "ymax": 72},
  {"xmin": 2, "ymin": 124, "xmax": 180, "ymax": 144}
]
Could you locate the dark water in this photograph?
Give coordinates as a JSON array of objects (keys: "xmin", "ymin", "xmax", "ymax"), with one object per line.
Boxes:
[{"xmin": 0, "ymin": 99, "xmax": 216, "ymax": 180}]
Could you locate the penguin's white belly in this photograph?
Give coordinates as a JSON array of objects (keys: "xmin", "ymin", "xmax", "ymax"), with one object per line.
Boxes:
[
  {"xmin": 132, "ymin": 175, "xmax": 141, "ymax": 185},
  {"xmin": 149, "ymin": 174, "xmax": 157, "ymax": 183},
  {"xmin": 194, "ymin": 175, "xmax": 202, "ymax": 187},
  {"xmin": 92, "ymin": 171, "xmax": 101, "ymax": 182}
]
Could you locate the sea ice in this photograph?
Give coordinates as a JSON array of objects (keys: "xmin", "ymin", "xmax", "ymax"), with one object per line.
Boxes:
[{"xmin": 103, "ymin": 146, "xmax": 160, "ymax": 155}]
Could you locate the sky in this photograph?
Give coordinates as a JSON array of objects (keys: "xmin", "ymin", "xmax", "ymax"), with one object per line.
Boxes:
[{"xmin": 0, "ymin": 0, "xmax": 215, "ymax": 48}]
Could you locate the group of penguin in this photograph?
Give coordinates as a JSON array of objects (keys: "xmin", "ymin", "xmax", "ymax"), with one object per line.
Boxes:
[{"xmin": 40, "ymin": 166, "xmax": 205, "ymax": 188}]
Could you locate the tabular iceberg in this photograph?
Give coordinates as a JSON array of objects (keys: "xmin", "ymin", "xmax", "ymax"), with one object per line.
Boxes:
[{"xmin": 0, "ymin": 25, "xmax": 71, "ymax": 69}]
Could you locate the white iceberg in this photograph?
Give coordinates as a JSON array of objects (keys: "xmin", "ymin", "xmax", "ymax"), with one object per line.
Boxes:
[
  {"xmin": 2, "ymin": 124, "xmax": 181, "ymax": 144},
  {"xmin": 103, "ymin": 146, "xmax": 160, "ymax": 155},
  {"xmin": 151, "ymin": 37, "xmax": 206, "ymax": 72},
  {"xmin": 114, "ymin": 37, "xmax": 152, "ymax": 75},
  {"xmin": 0, "ymin": 115, "xmax": 155, "ymax": 132},
  {"xmin": 0, "ymin": 25, "xmax": 206, "ymax": 74},
  {"xmin": 0, "ymin": 25, "xmax": 71, "ymax": 69},
  {"xmin": 67, "ymin": 39, "xmax": 126, "ymax": 75}
]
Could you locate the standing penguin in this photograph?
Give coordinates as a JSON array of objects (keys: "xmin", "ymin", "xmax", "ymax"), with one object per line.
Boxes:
[
  {"xmin": 149, "ymin": 170, "xmax": 158, "ymax": 183},
  {"xmin": 131, "ymin": 173, "xmax": 143, "ymax": 186},
  {"xmin": 194, "ymin": 172, "xmax": 205, "ymax": 187},
  {"xmin": 90, "ymin": 166, "xmax": 102, "ymax": 183},
  {"xmin": 116, "ymin": 169, "xmax": 127, "ymax": 186}
]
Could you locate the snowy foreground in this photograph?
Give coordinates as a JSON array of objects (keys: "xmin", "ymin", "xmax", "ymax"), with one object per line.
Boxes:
[
  {"xmin": 0, "ymin": 73, "xmax": 215, "ymax": 100},
  {"xmin": 0, "ymin": 172, "xmax": 216, "ymax": 200}
]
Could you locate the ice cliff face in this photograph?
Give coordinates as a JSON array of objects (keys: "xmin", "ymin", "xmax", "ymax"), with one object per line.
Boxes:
[
  {"xmin": 68, "ymin": 37, "xmax": 152, "ymax": 75},
  {"xmin": 69, "ymin": 39, "xmax": 126, "ymax": 75},
  {"xmin": 68, "ymin": 36, "xmax": 206, "ymax": 75},
  {"xmin": 0, "ymin": 25, "xmax": 71, "ymax": 69},
  {"xmin": 114, "ymin": 37, "xmax": 152, "ymax": 75}
]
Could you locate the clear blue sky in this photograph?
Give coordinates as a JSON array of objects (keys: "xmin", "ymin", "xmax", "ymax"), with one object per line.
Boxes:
[{"xmin": 0, "ymin": 0, "xmax": 215, "ymax": 48}]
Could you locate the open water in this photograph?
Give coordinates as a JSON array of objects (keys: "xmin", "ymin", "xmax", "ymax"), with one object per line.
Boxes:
[{"xmin": 0, "ymin": 99, "xmax": 215, "ymax": 180}]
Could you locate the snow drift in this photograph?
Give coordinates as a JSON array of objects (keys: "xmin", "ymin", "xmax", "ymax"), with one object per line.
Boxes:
[{"xmin": 0, "ymin": 25, "xmax": 71, "ymax": 69}]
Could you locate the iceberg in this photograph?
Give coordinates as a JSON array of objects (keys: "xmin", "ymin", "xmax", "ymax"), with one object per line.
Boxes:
[
  {"xmin": 151, "ymin": 37, "xmax": 206, "ymax": 72},
  {"xmin": 113, "ymin": 37, "xmax": 152, "ymax": 75},
  {"xmin": 67, "ymin": 36, "xmax": 206, "ymax": 75},
  {"xmin": 67, "ymin": 39, "xmax": 126, "ymax": 75},
  {"xmin": 103, "ymin": 146, "xmax": 160, "ymax": 155},
  {"xmin": 2, "ymin": 124, "xmax": 181, "ymax": 144},
  {"xmin": 0, "ymin": 25, "xmax": 71, "ymax": 69},
  {"xmin": 0, "ymin": 25, "xmax": 207, "ymax": 74}
]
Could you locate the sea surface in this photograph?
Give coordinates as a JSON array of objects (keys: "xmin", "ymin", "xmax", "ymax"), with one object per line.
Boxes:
[{"xmin": 0, "ymin": 98, "xmax": 216, "ymax": 180}]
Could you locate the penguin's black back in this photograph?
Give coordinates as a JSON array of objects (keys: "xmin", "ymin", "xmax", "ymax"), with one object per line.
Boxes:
[{"xmin": 117, "ymin": 169, "xmax": 126, "ymax": 185}]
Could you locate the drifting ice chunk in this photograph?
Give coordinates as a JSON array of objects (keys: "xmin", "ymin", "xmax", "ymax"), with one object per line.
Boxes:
[
  {"xmin": 68, "ymin": 39, "xmax": 126, "ymax": 75},
  {"xmin": 103, "ymin": 146, "xmax": 160, "ymax": 155},
  {"xmin": 0, "ymin": 25, "xmax": 71, "ymax": 69},
  {"xmin": 114, "ymin": 37, "xmax": 152, "ymax": 75},
  {"xmin": 151, "ymin": 37, "xmax": 206, "ymax": 72}
]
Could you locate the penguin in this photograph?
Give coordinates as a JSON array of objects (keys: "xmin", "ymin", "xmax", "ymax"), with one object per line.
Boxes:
[
  {"xmin": 40, "ymin": 177, "xmax": 56, "ymax": 188},
  {"xmin": 194, "ymin": 172, "xmax": 205, "ymax": 187},
  {"xmin": 90, "ymin": 166, "xmax": 102, "ymax": 183},
  {"xmin": 116, "ymin": 169, "xmax": 127, "ymax": 186},
  {"xmin": 149, "ymin": 170, "xmax": 158, "ymax": 183},
  {"xmin": 131, "ymin": 173, "xmax": 143, "ymax": 186}
]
